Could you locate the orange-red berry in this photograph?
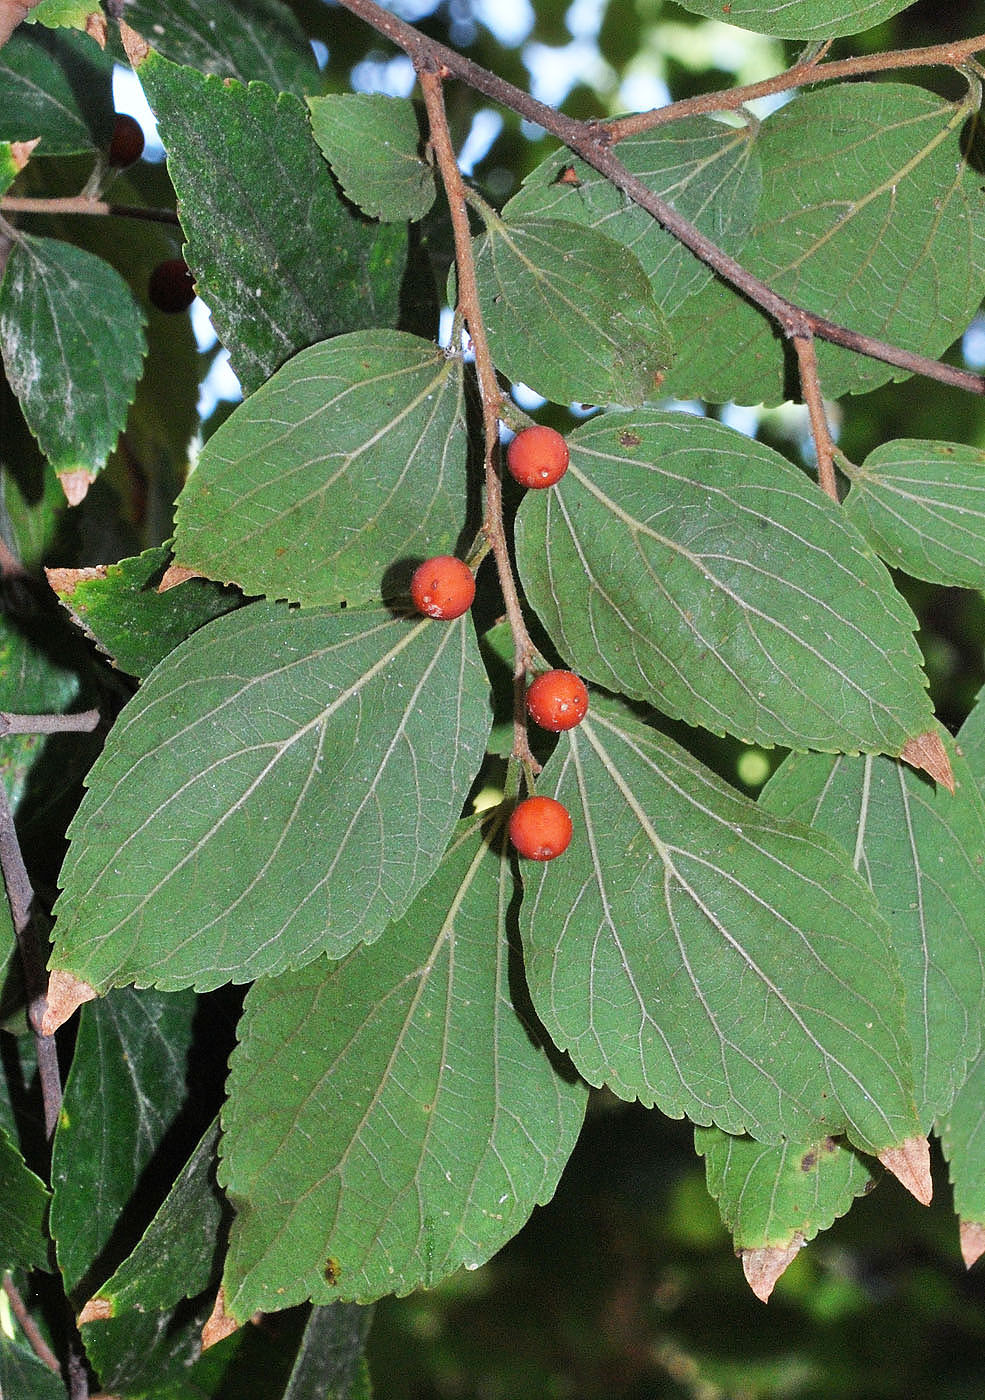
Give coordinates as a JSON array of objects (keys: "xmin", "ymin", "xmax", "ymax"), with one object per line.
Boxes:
[
  {"xmin": 410, "ymin": 555, "xmax": 475, "ymax": 620},
  {"xmin": 526, "ymin": 670, "xmax": 589, "ymax": 732},
  {"xmin": 506, "ymin": 425, "xmax": 569, "ymax": 489},
  {"xmin": 108, "ymin": 113, "xmax": 145, "ymax": 168},
  {"xmin": 508, "ymin": 795, "xmax": 573, "ymax": 861},
  {"xmin": 148, "ymin": 258, "xmax": 195, "ymax": 314}
]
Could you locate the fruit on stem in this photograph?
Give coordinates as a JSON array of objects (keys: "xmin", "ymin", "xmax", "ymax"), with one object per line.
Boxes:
[
  {"xmin": 526, "ymin": 670, "xmax": 589, "ymax": 731},
  {"xmin": 108, "ymin": 112, "xmax": 145, "ymax": 168},
  {"xmin": 508, "ymin": 795, "xmax": 573, "ymax": 860},
  {"xmin": 410, "ymin": 555, "xmax": 476, "ymax": 620},
  {"xmin": 148, "ymin": 258, "xmax": 196, "ymax": 313},
  {"xmin": 506, "ymin": 425, "xmax": 570, "ymax": 489}
]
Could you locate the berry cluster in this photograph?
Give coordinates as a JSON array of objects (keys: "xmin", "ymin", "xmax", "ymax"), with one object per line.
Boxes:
[{"xmin": 409, "ymin": 426, "xmax": 582, "ymax": 862}]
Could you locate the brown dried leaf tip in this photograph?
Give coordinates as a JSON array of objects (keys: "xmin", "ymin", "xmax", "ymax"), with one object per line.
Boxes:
[
  {"xmin": 46, "ymin": 565, "xmax": 108, "ymax": 599},
  {"xmin": 41, "ymin": 970, "xmax": 98, "ymax": 1036},
  {"xmin": 158, "ymin": 563, "xmax": 205, "ymax": 592},
  {"xmin": 78, "ymin": 1296, "xmax": 113, "ymax": 1326},
  {"xmin": 878, "ymin": 1136, "xmax": 933, "ymax": 1205},
  {"xmin": 900, "ymin": 730, "xmax": 954, "ymax": 793},
  {"xmin": 960, "ymin": 1220, "xmax": 985, "ymax": 1270},
  {"xmin": 741, "ymin": 1236, "xmax": 804, "ymax": 1302},
  {"xmin": 59, "ymin": 469, "xmax": 97, "ymax": 507}
]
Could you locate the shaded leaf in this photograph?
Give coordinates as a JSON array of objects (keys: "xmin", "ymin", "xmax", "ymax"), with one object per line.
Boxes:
[
  {"xmin": 47, "ymin": 547, "xmax": 241, "ymax": 680},
  {"xmin": 308, "ymin": 93, "xmax": 435, "ymax": 223},
  {"xmin": 515, "ymin": 409, "xmax": 933, "ymax": 754},
  {"xmin": 0, "ymin": 234, "xmax": 146, "ymax": 483},
  {"xmin": 81, "ymin": 1120, "xmax": 225, "ymax": 1318},
  {"xmin": 675, "ymin": 0, "xmax": 919, "ymax": 39},
  {"xmin": 122, "ymin": 0, "xmax": 318, "ymax": 95},
  {"xmin": 0, "ymin": 1123, "xmax": 50, "ymax": 1272},
  {"xmin": 81, "ymin": 1298, "xmax": 215, "ymax": 1397},
  {"xmin": 664, "ymin": 84, "xmax": 985, "ymax": 405},
  {"xmin": 842, "ymin": 439, "xmax": 985, "ymax": 588},
  {"xmin": 49, "ymin": 986, "xmax": 199, "ymax": 1296},
  {"xmin": 219, "ymin": 812, "xmax": 587, "ymax": 1315},
  {"xmin": 0, "ymin": 25, "xmax": 114, "ymax": 154},
  {"xmin": 472, "ymin": 215, "xmax": 670, "ymax": 407},
  {"xmin": 0, "ymin": 1336, "xmax": 64, "ymax": 1400},
  {"xmin": 132, "ymin": 50, "xmax": 406, "ymax": 394},
  {"xmin": 50, "ymin": 601, "xmax": 492, "ymax": 993},
  {"xmin": 505, "ymin": 117, "xmax": 760, "ymax": 315},
  {"xmin": 282, "ymin": 1304, "xmax": 375, "ymax": 1400},
  {"xmin": 760, "ymin": 740, "xmax": 985, "ymax": 1127},
  {"xmin": 696, "ymin": 1125, "xmax": 875, "ymax": 1262},
  {"xmin": 940, "ymin": 1050, "xmax": 985, "ymax": 1246},
  {"xmin": 172, "ymin": 332, "xmax": 469, "ymax": 608},
  {"xmin": 518, "ymin": 693, "xmax": 920, "ymax": 1155}
]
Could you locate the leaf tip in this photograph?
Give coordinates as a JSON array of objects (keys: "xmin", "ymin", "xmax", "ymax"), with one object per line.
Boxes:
[
  {"xmin": 878, "ymin": 1136, "xmax": 932, "ymax": 1205},
  {"xmin": 45, "ymin": 565, "xmax": 107, "ymax": 599},
  {"xmin": 119, "ymin": 19, "xmax": 150, "ymax": 67},
  {"xmin": 41, "ymin": 970, "xmax": 98, "ymax": 1036},
  {"xmin": 740, "ymin": 1237, "xmax": 803, "ymax": 1302},
  {"xmin": 960, "ymin": 1220, "xmax": 985, "ymax": 1270},
  {"xmin": 85, "ymin": 11, "xmax": 107, "ymax": 48},
  {"xmin": 158, "ymin": 562, "xmax": 205, "ymax": 593},
  {"xmin": 201, "ymin": 1287, "xmax": 240, "ymax": 1351},
  {"xmin": 78, "ymin": 1296, "xmax": 112, "ymax": 1326},
  {"xmin": 59, "ymin": 469, "xmax": 97, "ymax": 507},
  {"xmin": 900, "ymin": 731, "xmax": 954, "ymax": 793}
]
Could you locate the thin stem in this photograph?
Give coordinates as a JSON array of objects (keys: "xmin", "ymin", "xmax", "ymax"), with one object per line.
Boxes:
[
  {"xmin": 604, "ymin": 32, "xmax": 985, "ymax": 140},
  {"xmin": 417, "ymin": 66, "xmax": 540, "ymax": 770},
  {"xmin": 2, "ymin": 1276, "xmax": 60, "ymax": 1374},
  {"xmin": 0, "ymin": 711, "xmax": 100, "ymax": 737},
  {"xmin": 332, "ymin": 0, "xmax": 985, "ymax": 398},
  {"xmin": 791, "ymin": 334, "xmax": 838, "ymax": 500},
  {"xmin": 0, "ymin": 196, "xmax": 180, "ymax": 226}
]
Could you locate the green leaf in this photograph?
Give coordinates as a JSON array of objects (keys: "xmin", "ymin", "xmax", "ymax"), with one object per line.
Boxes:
[
  {"xmin": 122, "ymin": 0, "xmax": 319, "ymax": 95},
  {"xmin": 515, "ymin": 409, "xmax": 933, "ymax": 754},
  {"xmin": 133, "ymin": 51, "xmax": 407, "ymax": 395},
  {"xmin": 504, "ymin": 117, "xmax": 761, "ymax": 315},
  {"xmin": 0, "ymin": 1124, "xmax": 51, "ymax": 1272},
  {"xmin": 81, "ymin": 1120, "xmax": 224, "ymax": 1317},
  {"xmin": 28, "ymin": 0, "xmax": 93, "ymax": 28},
  {"xmin": 760, "ymin": 741, "xmax": 985, "ymax": 1127},
  {"xmin": 841, "ymin": 439, "xmax": 985, "ymax": 588},
  {"xmin": 307, "ymin": 94, "xmax": 435, "ymax": 223},
  {"xmin": 51, "ymin": 601, "xmax": 493, "ymax": 993},
  {"xmin": 472, "ymin": 215, "xmax": 671, "ymax": 406},
  {"xmin": 49, "ymin": 986, "xmax": 199, "ymax": 1296},
  {"xmin": 282, "ymin": 1304, "xmax": 375, "ymax": 1400},
  {"xmin": 0, "ymin": 26, "xmax": 115, "ymax": 154},
  {"xmin": 695, "ymin": 1126, "xmax": 876, "ymax": 1250},
  {"xmin": 219, "ymin": 812, "xmax": 587, "ymax": 1315},
  {"xmin": 81, "ymin": 1300, "xmax": 214, "ymax": 1397},
  {"xmin": 940, "ymin": 1050, "xmax": 985, "ymax": 1236},
  {"xmin": 518, "ymin": 694, "xmax": 920, "ymax": 1155},
  {"xmin": 674, "ymin": 0, "xmax": 918, "ymax": 39},
  {"xmin": 0, "ymin": 234, "xmax": 147, "ymax": 485},
  {"xmin": 0, "ymin": 1336, "xmax": 64, "ymax": 1400},
  {"xmin": 172, "ymin": 332, "xmax": 469, "ymax": 608},
  {"xmin": 0, "ymin": 145, "xmax": 19, "ymax": 196},
  {"xmin": 664, "ymin": 84, "xmax": 985, "ymax": 405},
  {"xmin": 48, "ymin": 547, "xmax": 241, "ymax": 680},
  {"xmin": 0, "ymin": 609, "xmax": 82, "ymax": 814}
]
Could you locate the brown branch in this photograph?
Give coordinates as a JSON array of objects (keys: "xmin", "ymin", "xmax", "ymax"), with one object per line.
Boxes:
[
  {"xmin": 332, "ymin": 0, "xmax": 985, "ymax": 398},
  {"xmin": 1, "ymin": 195, "xmax": 180, "ymax": 226},
  {"xmin": 604, "ymin": 33, "xmax": 985, "ymax": 141},
  {"xmin": 0, "ymin": 0, "xmax": 44, "ymax": 52},
  {"xmin": 2, "ymin": 1275, "xmax": 61, "ymax": 1374},
  {"xmin": 417, "ymin": 67, "xmax": 540, "ymax": 770},
  {"xmin": 791, "ymin": 334, "xmax": 838, "ymax": 500},
  {"xmin": 0, "ymin": 710, "xmax": 100, "ymax": 737}
]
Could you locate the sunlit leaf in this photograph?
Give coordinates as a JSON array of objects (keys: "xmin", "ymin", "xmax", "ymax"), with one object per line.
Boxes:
[
  {"xmin": 515, "ymin": 409, "xmax": 933, "ymax": 753},
  {"xmin": 472, "ymin": 215, "xmax": 670, "ymax": 406},
  {"xmin": 219, "ymin": 812, "xmax": 587, "ymax": 1315},
  {"xmin": 674, "ymin": 0, "xmax": 919, "ymax": 39},
  {"xmin": 50, "ymin": 602, "xmax": 492, "ymax": 993},
  {"xmin": 308, "ymin": 94, "xmax": 435, "ymax": 222},
  {"xmin": 518, "ymin": 694, "xmax": 919, "ymax": 1155},
  {"xmin": 173, "ymin": 332, "xmax": 469, "ymax": 608},
  {"xmin": 842, "ymin": 439, "xmax": 985, "ymax": 588}
]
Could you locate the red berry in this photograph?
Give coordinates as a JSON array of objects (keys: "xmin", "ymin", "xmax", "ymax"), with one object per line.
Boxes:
[
  {"xmin": 506, "ymin": 425, "xmax": 569, "ymax": 489},
  {"xmin": 108, "ymin": 113, "xmax": 145, "ymax": 168},
  {"xmin": 526, "ymin": 670, "xmax": 589, "ymax": 732},
  {"xmin": 148, "ymin": 258, "xmax": 195, "ymax": 314},
  {"xmin": 410, "ymin": 555, "xmax": 475, "ymax": 620},
  {"xmin": 508, "ymin": 796, "xmax": 573, "ymax": 861}
]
